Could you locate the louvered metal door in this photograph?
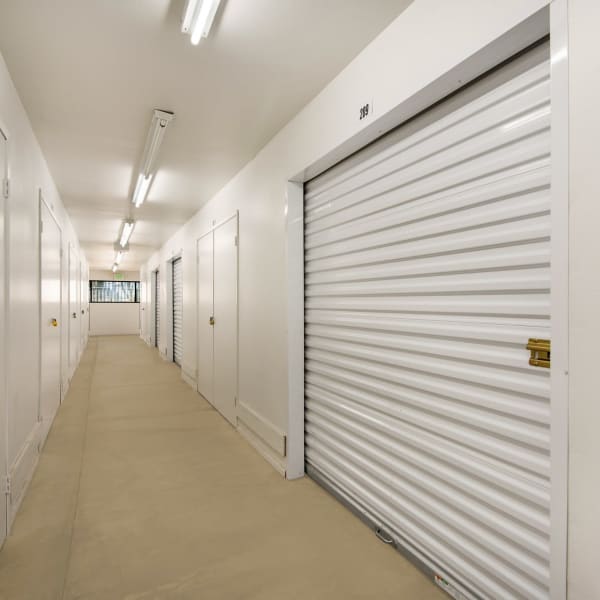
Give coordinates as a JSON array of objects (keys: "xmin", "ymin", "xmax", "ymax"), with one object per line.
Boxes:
[
  {"xmin": 155, "ymin": 270, "xmax": 160, "ymax": 349},
  {"xmin": 304, "ymin": 44, "xmax": 552, "ymax": 600},
  {"xmin": 172, "ymin": 258, "xmax": 183, "ymax": 366}
]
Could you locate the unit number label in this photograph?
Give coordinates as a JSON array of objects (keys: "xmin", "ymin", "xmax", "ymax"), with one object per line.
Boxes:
[{"xmin": 359, "ymin": 101, "xmax": 374, "ymax": 122}]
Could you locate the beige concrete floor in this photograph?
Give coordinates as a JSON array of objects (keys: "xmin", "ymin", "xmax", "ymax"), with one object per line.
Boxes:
[{"xmin": 0, "ymin": 336, "xmax": 443, "ymax": 599}]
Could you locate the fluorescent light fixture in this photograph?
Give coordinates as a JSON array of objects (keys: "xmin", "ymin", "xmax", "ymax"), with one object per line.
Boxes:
[
  {"xmin": 112, "ymin": 263, "xmax": 118, "ymax": 273},
  {"xmin": 181, "ymin": 0, "xmax": 198, "ymax": 33},
  {"xmin": 132, "ymin": 173, "xmax": 153, "ymax": 208},
  {"xmin": 115, "ymin": 251, "xmax": 124, "ymax": 265},
  {"xmin": 131, "ymin": 109, "xmax": 174, "ymax": 207},
  {"xmin": 181, "ymin": 0, "xmax": 222, "ymax": 44},
  {"xmin": 140, "ymin": 110, "xmax": 174, "ymax": 177},
  {"xmin": 119, "ymin": 220, "xmax": 135, "ymax": 248}
]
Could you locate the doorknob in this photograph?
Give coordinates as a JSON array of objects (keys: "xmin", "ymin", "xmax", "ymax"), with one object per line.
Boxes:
[
  {"xmin": 51, "ymin": 318, "xmax": 58, "ymax": 327},
  {"xmin": 209, "ymin": 316, "xmax": 215, "ymax": 326}
]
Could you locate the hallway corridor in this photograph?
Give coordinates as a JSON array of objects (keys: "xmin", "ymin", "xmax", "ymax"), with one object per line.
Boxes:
[{"xmin": 0, "ymin": 336, "xmax": 440, "ymax": 600}]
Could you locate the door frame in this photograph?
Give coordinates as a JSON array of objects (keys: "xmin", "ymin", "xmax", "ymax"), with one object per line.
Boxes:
[
  {"xmin": 0, "ymin": 123, "xmax": 9, "ymax": 544},
  {"xmin": 196, "ymin": 229, "xmax": 213, "ymax": 402},
  {"xmin": 285, "ymin": 4, "xmax": 568, "ymax": 597},
  {"xmin": 152, "ymin": 268, "xmax": 160, "ymax": 350},
  {"xmin": 166, "ymin": 253, "xmax": 183, "ymax": 364},
  {"xmin": 38, "ymin": 190, "xmax": 63, "ymax": 422},
  {"xmin": 195, "ymin": 211, "xmax": 239, "ymax": 412},
  {"xmin": 67, "ymin": 243, "xmax": 79, "ymax": 379},
  {"xmin": 79, "ymin": 260, "xmax": 87, "ymax": 348}
]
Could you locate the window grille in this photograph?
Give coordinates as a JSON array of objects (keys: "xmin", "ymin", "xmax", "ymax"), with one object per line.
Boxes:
[{"xmin": 89, "ymin": 280, "xmax": 140, "ymax": 303}]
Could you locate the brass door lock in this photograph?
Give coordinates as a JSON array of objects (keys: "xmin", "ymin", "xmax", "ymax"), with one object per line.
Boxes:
[
  {"xmin": 51, "ymin": 318, "xmax": 58, "ymax": 327},
  {"xmin": 527, "ymin": 338, "xmax": 550, "ymax": 368},
  {"xmin": 209, "ymin": 316, "xmax": 215, "ymax": 326}
]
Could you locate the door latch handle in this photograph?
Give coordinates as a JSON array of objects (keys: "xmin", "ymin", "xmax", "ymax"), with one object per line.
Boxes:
[
  {"xmin": 527, "ymin": 338, "xmax": 550, "ymax": 368},
  {"xmin": 375, "ymin": 527, "xmax": 394, "ymax": 545},
  {"xmin": 209, "ymin": 316, "xmax": 215, "ymax": 326}
]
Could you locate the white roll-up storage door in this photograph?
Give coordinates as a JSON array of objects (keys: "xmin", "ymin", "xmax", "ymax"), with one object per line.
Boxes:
[
  {"xmin": 304, "ymin": 44, "xmax": 552, "ymax": 600},
  {"xmin": 172, "ymin": 258, "xmax": 183, "ymax": 366},
  {"xmin": 155, "ymin": 270, "xmax": 161, "ymax": 349}
]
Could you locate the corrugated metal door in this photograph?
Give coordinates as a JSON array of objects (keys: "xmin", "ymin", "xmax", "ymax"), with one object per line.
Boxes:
[
  {"xmin": 304, "ymin": 44, "xmax": 552, "ymax": 600},
  {"xmin": 155, "ymin": 270, "xmax": 160, "ymax": 349},
  {"xmin": 172, "ymin": 258, "xmax": 183, "ymax": 365}
]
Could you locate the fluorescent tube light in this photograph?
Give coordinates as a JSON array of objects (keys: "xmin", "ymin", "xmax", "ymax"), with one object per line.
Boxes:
[
  {"xmin": 112, "ymin": 263, "xmax": 118, "ymax": 273},
  {"xmin": 132, "ymin": 173, "xmax": 153, "ymax": 208},
  {"xmin": 140, "ymin": 110, "xmax": 174, "ymax": 177},
  {"xmin": 119, "ymin": 220, "xmax": 135, "ymax": 248},
  {"xmin": 181, "ymin": 0, "xmax": 199, "ymax": 33},
  {"xmin": 131, "ymin": 109, "xmax": 174, "ymax": 208},
  {"xmin": 181, "ymin": 0, "xmax": 222, "ymax": 44},
  {"xmin": 115, "ymin": 251, "xmax": 124, "ymax": 265}
]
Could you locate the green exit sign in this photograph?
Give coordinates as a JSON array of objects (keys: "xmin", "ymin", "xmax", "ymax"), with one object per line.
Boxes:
[{"xmin": 114, "ymin": 272, "xmax": 123, "ymax": 280}]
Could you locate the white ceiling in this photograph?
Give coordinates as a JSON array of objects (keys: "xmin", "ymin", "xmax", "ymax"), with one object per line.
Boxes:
[{"xmin": 0, "ymin": 0, "xmax": 412, "ymax": 270}]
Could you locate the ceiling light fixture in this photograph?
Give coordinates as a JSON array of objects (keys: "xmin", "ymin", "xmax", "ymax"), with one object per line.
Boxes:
[
  {"xmin": 132, "ymin": 173, "xmax": 153, "ymax": 208},
  {"xmin": 181, "ymin": 0, "xmax": 222, "ymax": 44},
  {"xmin": 115, "ymin": 251, "xmax": 124, "ymax": 265},
  {"xmin": 119, "ymin": 219, "xmax": 136, "ymax": 248},
  {"xmin": 112, "ymin": 263, "xmax": 118, "ymax": 273},
  {"xmin": 131, "ymin": 109, "xmax": 174, "ymax": 207}
]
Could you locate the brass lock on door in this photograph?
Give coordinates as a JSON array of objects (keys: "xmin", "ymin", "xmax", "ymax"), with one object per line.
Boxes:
[
  {"xmin": 527, "ymin": 338, "xmax": 550, "ymax": 368},
  {"xmin": 51, "ymin": 318, "xmax": 58, "ymax": 327},
  {"xmin": 209, "ymin": 316, "xmax": 215, "ymax": 326}
]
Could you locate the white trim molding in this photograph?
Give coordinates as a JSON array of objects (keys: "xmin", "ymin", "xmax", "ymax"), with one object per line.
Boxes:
[
  {"xmin": 549, "ymin": 0, "xmax": 569, "ymax": 597},
  {"xmin": 238, "ymin": 402, "xmax": 286, "ymax": 458}
]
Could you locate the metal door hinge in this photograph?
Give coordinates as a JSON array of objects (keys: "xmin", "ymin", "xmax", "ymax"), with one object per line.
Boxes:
[
  {"xmin": 3, "ymin": 178, "xmax": 9, "ymax": 199},
  {"xmin": 40, "ymin": 220, "xmax": 44, "ymax": 234},
  {"xmin": 527, "ymin": 338, "xmax": 550, "ymax": 368},
  {"xmin": 4, "ymin": 476, "xmax": 11, "ymax": 496},
  {"xmin": 234, "ymin": 235, "xmax": 238, "ymax": 246}
]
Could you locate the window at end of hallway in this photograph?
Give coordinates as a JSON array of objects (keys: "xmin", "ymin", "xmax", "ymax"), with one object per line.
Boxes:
[{"xmin": 89, "ymin": 280, "xmax": 140, "ymax": 303}]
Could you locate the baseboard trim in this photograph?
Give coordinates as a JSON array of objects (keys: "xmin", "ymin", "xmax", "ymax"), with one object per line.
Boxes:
[
  {"xmin": 38, "ymin": 414, "xmax": 55, "ymax": 450},
  {"xmin": 237, "ymin": 420, "xmax": 286, "ymax": 477},
  {"xmin": 237, "ymin": 402, "xmax": 286, "ymax": 457},
  {"xmin": 8, "ymin": 422, "xmax": 42, "ymax": 529},
  {"xmin": 181, "ymin": 368, "xmax": 196, "ymax": 390}
]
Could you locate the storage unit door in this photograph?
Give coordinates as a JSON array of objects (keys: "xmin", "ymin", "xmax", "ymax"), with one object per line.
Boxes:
[
  {"xmin": 155, "ymin": 271, "xmax": 160, "ymax": 349},
  {"xmin": 304, "ymin": 45, "xmax": 552, "ymax": 600},
  {"xmin": 172, "ymin": 258, "xmax": 183, "ymax": 365}
]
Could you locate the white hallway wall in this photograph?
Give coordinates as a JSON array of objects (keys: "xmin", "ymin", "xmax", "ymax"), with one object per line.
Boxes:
[
  {"xmin": 568, "ymin": 0, "xmax": 600, "ymax": 596},
  {"xmin": 142, "ymin": 0, "xmax": 550, "ymax": 473},
  {"xmin": 141, "ymin": 0, "xmax": 598, "ymax": 596},
  {"xmin": 89, "ymin": 269, "xmax": 140, "ymax": 336},
  {"xmin": 0, "ymin": 52, "xmax": 88, "ymax": 525}
]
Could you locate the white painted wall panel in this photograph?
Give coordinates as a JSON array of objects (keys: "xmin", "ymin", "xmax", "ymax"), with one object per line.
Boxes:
[
  {"xmin": 0, "ymin": 51, "xmax": 87, "ymax": 527},
  {"xmin": 141, "ymin": 1, "xmax": 551, "ymax": 479},
  {"xmin": 89, "ymin": 303, "xmax": 139, "ymax": 336},
  {"xmin": 568, "ymin": 0, "xmax": 600, "ymax": 596},
  {"xmin": 0, "ymin": 125, "xmax": 7, "ymax": 545}
]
